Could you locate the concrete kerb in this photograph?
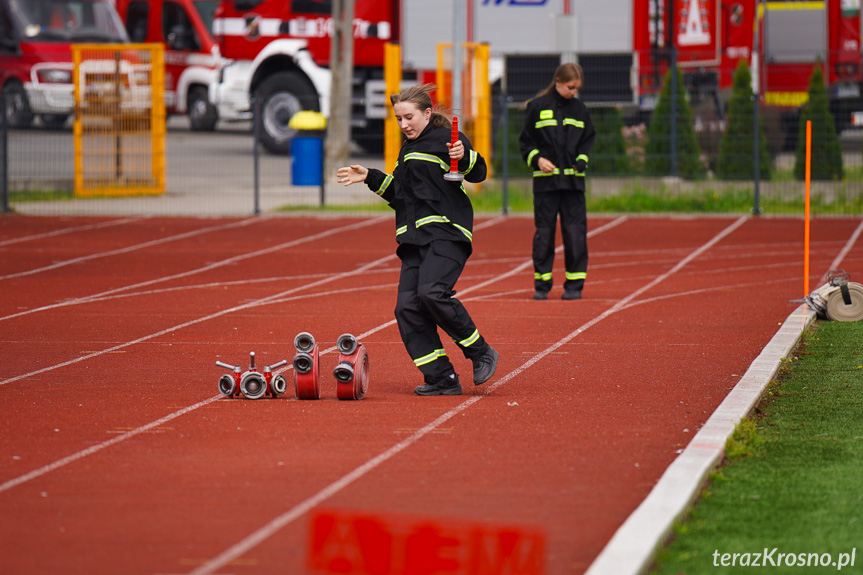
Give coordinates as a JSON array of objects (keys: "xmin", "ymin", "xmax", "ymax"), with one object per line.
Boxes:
[{"xmin": 585, "ymin": 303, "xmax": 817, "ymax": 575}]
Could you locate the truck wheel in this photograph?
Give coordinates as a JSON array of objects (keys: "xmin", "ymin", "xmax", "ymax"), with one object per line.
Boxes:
[
  {"xmin": 40, "ymin": 114, "xmax": 69, "ymax": 129},
  {"xmin": 256, "ymin": 71, "xmax": 319, "ymax": 155},
  {"xmin": 187, "ymin": 86, "xmax": 217, "ymax": 132},
  {"xmin": 3, "ymin": 81, "xmax": 34, "ymax": 129}
]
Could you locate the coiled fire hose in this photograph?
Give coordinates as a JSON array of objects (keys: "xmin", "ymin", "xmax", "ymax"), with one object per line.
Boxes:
[{"xmin": 804, "ymin": 270, "xmax": 863, "ymax": 322}]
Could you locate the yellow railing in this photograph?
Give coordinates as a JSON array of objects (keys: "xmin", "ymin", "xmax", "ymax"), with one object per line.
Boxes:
[{"xmin": 72, "ymin": 43, "xmax": 165, "ymax": 197}]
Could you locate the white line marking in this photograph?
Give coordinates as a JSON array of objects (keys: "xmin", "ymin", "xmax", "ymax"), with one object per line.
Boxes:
[
  {"xmin": 0, "ymin": 251, "xmax": 395, "ymax": 388},
  {"xmin": 0, "ymin": 216, "xmax": 522, "ymax": 492},
  {"xmin": 0, "ymin": 217, "xmax": 140, "ymax": 247},
  {"xmin": 0, "ymin": 217, "xmax": 387, "ymax": 322},
  {"xmin": 822, "ymin": 218, "xmax": 863, "ymax": 281},
  {"xmin": 0, "ymin": 396, "xmax": 221, "ymax": 494},
  {"xmin": 185, "ymin": 217, "xmax": 746, "ymax": 575},
  {"xmin": 585, "ymin": 218, "xmax": 863, "ymax": 575},
  {"xmin": 0, "ymin": 219, "xmax": 259, "ymax": 280},
  {"xmin": 584, "ymin": 304, "xmax": 816, "ymax": 575}
]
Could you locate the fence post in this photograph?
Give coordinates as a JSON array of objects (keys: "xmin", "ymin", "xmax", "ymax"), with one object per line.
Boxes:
[
  {"xmin": 500, "ymin": 90, "xmax": 510, "ymax": 215},
  {"xmin": 752, "ymin": 93, "xmax": 761, "ymax": 215},
  {"xmin": 1, "ymin": 90, "xmax": 9, "ymax": 213},
  {"xmin": 252, "ymin": 94, "xmax": 261, "ymax": 216},
  {"xmin": 668, "ymin": 8, "xmax": 678, "ymax": 178}
]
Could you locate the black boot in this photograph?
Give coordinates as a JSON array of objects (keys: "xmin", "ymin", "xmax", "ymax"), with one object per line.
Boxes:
[{"xmin": 414, "ymin": 373, "xmax": 462, "ymax": 396}]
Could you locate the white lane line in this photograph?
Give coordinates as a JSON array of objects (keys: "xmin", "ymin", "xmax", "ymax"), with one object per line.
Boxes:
[
  {"xmin": 0, "ymin": 215, "xmax": 524, "ymax": 493},
  {"xmin": 0, "ymin": 215, "xmax": 630, "ymax": 522},
  {"xmin": 822, "ymin": 217, "xmax": 863, "ymax": 281},
  {"xmin": 185, "ymin": 217, "xmax": 746, "ymax": 575},
  {"xmin": 585, "ymin": 306, "xmax": 816, "ymax": 575},
  {"xmin": 585, "ymin": 219, "xmax": 863, "ymax": 575},
  {"xmin": 0, "ymin": 218, "xmax": 259, "ymax": 280},
  {"xmin": 0, "ymin": 396, "xmax": 222, "ymax": 494},
  {"xmin": 0, "ymin": 217, "xmax": 141, "ymax": 247},
  {"xmin": 0, "ymin": 250, "xmax": 396, "ymax": 388},
  {"xmin": 0, "ymin": 216, "xmax": 388, "ymax": 322}
]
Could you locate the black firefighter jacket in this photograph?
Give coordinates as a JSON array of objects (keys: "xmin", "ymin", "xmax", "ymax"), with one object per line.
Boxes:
[
  {"xmin": 364, "ymin": 123, "xmax": 487, "ymax": 247},
  {"xmin": 519, "ymin": 89, "xmax": 596, "ymax": 193}
]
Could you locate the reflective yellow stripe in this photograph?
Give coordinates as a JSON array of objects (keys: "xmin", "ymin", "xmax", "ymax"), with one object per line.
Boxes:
[
  {"xmin": 526, "ymin": 149, "xmax": 539, "ymax": 167},
  {"xmin": 465, "ymin": 149, "xmax": 477, "ymax": 174},
  {"xmin": 563, "ymin": 118, "xmax": 585, "ymax": 128},
  {"xmin": 535, "ymin": 272, "xmax": 552, "ymax": 281},
  {"xmin": 458, "ymin": 329, "xmax": 480, "ymax": 348},
  {"xmin": 535, "ymin": 119, "xmax": 557, "ymax": 129},
  {"xmin": 533, "ymin": 169, "xmax": 558, "ymax": 177},
  {"xmin": 415, "ymin": 215, "xmax": 472, "ymax": 242},
  {"xmin": 566, "ymin": 271, "xmax": 586, "ymax": 280},
  {"xmin": 417, "ymin": 215, "xmax": 449, "ymax": 227},
  {"xmin": 404, "ymin": 152, "xmax": 449, "ymax": 171},
  {"xmin": 374, "ymin": 174, "xmax": 393, "ymax": 197},
  {"xmin": 414, "ymin": 348, "xmax": 446, "ymax": 367},
  {"xmin": 453, "ymin": 223, "xmax": 472, "ymax": 241},
  {"xmin": 576, "ymin": 154, "xmax": 589, "ymax": 164},
  {"xmin": 396, "ymin": 225, "xmax": 407, "ymax": 236},
  {"xmin": 532, "ymin": 168, "xmax": 581, "ymax": 178}
]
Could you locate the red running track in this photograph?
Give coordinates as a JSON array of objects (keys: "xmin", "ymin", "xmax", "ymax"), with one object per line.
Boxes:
[{"xmin": 0, "ymin": 213, "xmax": 861, "ymax": 575}]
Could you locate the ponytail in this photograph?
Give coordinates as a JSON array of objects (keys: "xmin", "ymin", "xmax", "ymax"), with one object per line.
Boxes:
[{"xmin": 391, "ymin": 83, "xmax": 453, "ymax": 129}]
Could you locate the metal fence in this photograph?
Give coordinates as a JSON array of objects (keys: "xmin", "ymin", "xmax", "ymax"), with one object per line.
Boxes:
[{"xmin": 3, "ymin": 51, "xmax": 862, "ymax": 217}]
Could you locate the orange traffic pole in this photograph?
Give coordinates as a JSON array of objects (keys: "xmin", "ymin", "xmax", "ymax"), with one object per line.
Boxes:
[{"xmin": 804, "ymin": 120, "xmax": 811, "ymax": 297}]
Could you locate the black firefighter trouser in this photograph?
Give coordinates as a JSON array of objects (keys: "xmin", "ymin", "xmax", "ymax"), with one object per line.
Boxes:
[
  {"xmin": 395, "ymin": 240, "xmax": 489, "ymax": 383},
  {"xmin": 532, "ymin": 189, "xmax": 588, "ymax": 293}
]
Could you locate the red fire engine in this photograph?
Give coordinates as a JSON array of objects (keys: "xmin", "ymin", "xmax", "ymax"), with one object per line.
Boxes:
[
  {"xmin": 115, "ymin": 0, "xmax": 222, "ymax": 131},
  {"xmin": 210, "ymin": 0, "xmax": 399, "ymax": 154},
  {"xmin": 634, "ymin": 0, "xmax": 863, "ymax": 140},
  {"xmin": 0, "ymin": 0, "xmax": 129, "ymax": 129}
]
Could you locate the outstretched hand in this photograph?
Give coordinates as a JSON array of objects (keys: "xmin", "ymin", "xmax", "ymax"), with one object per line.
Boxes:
[{"xmin": 336, "ymin": 164, "xmax": 368, "ymax": 186}]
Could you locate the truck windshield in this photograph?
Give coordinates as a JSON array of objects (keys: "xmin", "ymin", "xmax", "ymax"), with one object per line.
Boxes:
[
  {"xmin": 9, "ymin": 0, "xmax": 128, "ymax": 42},
  {"xmin": 192, "ymin": 1, "xmax": 219, "ymax": 34}
]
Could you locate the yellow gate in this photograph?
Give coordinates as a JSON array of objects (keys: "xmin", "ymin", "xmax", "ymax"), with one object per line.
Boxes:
[{"xmin": 72, "ymin": 43, "xmax": 165, "ymax": 197}]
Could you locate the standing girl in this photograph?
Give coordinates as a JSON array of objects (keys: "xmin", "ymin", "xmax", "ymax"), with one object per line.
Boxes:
[
  {"xmin": 336, "ymin": 84, "xmax": 499, "ymax": 396},
  {"xmin": 519, "ymin": 63, "xmax": 596, "ymax": 300}
]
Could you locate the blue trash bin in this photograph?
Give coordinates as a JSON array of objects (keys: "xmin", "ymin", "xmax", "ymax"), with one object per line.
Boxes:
[{"xmin": 291, "ymin": 136, "xmax": 323, "ymax": 186}]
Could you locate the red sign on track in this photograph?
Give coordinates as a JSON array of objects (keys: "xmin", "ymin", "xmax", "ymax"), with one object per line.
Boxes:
[{"xmin": 308, "ymin": 509, "xmax": 547, "ymax": 575}]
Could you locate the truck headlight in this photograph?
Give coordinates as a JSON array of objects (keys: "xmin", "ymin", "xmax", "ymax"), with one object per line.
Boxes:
[{"xmin": 37, "ymin": 69, "xmax": 73, "ymax": 84}]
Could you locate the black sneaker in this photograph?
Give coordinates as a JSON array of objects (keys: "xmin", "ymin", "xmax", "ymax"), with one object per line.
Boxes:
[
  {"xmin": 414, "ymin": 373, "xmax": 462, "ymax": 396},
  {"xmin": 472, "ymin": 347, "xmax": 499, "ymax": 385},
  {"xmin": 533, "ymin": 290, "xmax": 548, "ymax": 300},
  {"xmin": 561, "ymin": 289, "xmax": 582, "ymax": 300}
]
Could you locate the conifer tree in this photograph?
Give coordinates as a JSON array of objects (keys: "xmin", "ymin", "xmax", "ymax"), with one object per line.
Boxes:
[
  {"xmin": 644, "ymin": 66, "xmax": 706, "ymax": 179},
  {"xmin": 589, "ymin": 106, "xmax": 630, "ymax": 176},
  {"xmin": 717, "ymin": 61, "xmax": 771, "ymax": 180},
  {"xmin": 794, "ymin": 64, "xmax": 843, "ymax": 181}
]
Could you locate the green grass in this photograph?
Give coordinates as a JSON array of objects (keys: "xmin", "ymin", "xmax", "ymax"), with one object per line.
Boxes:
[
  {"xmin": 8, "ymin": 189, "xmax": 74, "ymax": 202},
  {"xmin": 473, "ymin": 180, "xmax": 863, "ymax": 215},
  {"xmin": 650, "ymin": 320, "xmax": 863, "ymax": 574}
]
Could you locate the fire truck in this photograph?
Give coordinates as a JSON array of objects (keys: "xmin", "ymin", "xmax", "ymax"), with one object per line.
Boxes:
[
  {"xmin": 634, "ymin": 0, "xmax": 863, "ymax": 141},
  {"xmin": 205, "ymin": 0, "xmax": 862, "ymax": 157},
  {"xmin": 210, "ymin": 0, "xmax": 398, "ymax": 154},
  {"xmin": 115, "ymin": 0, "xmax": 222, "ymax": 131},
  {"xmin": 0, "ymin": 0, "xmax": 129, "ymax": 129}
]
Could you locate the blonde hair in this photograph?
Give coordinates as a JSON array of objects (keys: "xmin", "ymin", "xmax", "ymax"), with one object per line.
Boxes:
[
  {"xmin": 525, "ymin": 62, "xmax": 584, "ymax": 107},
  {"xmin": 390, "ymin": 83, "xmax": 452, "ymax": 129}
]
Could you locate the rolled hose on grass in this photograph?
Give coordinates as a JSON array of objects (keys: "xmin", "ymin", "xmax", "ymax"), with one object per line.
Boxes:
[{"xmin": 804, "ymin": 270, "xmax": 863, "ymax": 322}]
